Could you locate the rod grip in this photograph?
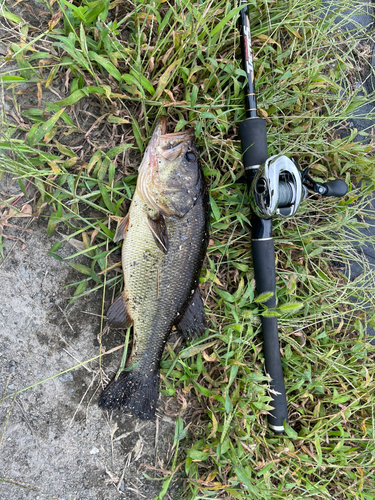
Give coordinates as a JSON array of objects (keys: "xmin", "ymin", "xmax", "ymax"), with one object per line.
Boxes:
[
  {"xmin": 239, "ymin": 117, "xmax": 268, "ymax": 171},
  {"xmin": 252, "ymin": 234, "xmax": 288, "ymax": 432}
]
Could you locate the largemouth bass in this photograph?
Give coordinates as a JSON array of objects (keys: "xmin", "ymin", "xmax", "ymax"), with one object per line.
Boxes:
[{"xmin": 98, "ymin": 117, "xmax": 208, "ymax": 419}]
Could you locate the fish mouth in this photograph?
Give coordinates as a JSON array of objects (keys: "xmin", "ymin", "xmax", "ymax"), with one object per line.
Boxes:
[
  {"xmin": 137, "ymin": 118, "xmax": 195, "ymax": 215},
  {"xmin": 151, "ymin": 117, "xmax": 194, "ymax": 145}
]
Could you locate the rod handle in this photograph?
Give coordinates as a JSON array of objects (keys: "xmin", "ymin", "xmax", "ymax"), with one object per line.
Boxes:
[
  {"xmin": 252, "ymin": 233, "xmax": 288, "ymax": 433},
  {"xmin": 239, "ymin": 117, "xmax": 268, "ymax": 175}
]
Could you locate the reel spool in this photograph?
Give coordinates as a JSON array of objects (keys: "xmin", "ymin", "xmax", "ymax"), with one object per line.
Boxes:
[{"xmin": 249, "ymin": 155, "xmax": 348, "ymax": 219}]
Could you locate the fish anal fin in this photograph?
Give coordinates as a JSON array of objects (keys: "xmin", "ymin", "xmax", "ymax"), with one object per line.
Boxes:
[
  {"xmin": 113, "ymin": 214, "xmax": 129, "ymax": 243},
  {"xmin": 147, "ymin": 212, "xmax": 169, "ymax": 254},
  {"xmin": 107, "ymin": 291, "xmax": 133, "ymax": 329},
  {"xmin": 175, "ymin": 288, "xmax": 206, "ymax": 340}
]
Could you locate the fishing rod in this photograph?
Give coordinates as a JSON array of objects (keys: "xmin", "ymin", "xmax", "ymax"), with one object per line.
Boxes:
[{"xmin": 238, "ymin": 0, "xmax": 348, "ymax": 433}]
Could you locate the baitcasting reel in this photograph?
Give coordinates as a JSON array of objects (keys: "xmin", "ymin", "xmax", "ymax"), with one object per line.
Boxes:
[{"xmin": 249, "ymin": 155, "xmax": 348, "ymax": 219}]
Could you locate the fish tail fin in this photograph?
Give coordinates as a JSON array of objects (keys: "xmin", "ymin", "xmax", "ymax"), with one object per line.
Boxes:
[{"xmin": 98, "ymin": 369, "xmax": 159, "ymax": 420}]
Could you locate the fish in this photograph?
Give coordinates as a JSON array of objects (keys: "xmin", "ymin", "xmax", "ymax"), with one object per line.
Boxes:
[{"xmin": 98, "ymin": 117, "xmax": 209, "ymax": 420}]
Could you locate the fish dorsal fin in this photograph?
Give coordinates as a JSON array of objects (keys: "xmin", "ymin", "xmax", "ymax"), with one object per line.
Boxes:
[
  {"xmin": 175, "ymin": 288, "xmax": 206, "ymax": 340},
  {"xmin": 107, "ymin": 291, "xmax": 133, "ymax": 329},
  {"xmin": 113, "ymin": 214, "xmax": 129, "ymax": 243},
  {"xmin": 147, "ymin": 212, "xmax": 169, "ymax": 254}
]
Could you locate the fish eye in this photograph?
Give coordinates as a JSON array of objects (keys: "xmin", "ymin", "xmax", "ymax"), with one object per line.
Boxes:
[{"xmin": 185, "ymin": 151, "xmax": 196, "ymax": 163}]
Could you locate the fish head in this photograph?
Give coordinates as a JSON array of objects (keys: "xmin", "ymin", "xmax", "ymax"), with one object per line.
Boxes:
[{"xmin": 137, "ymin": 118, "xmax": 203, "ymax": 217}]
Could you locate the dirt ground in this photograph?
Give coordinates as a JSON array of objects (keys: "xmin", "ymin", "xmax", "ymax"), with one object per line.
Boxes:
[{"xmin": 0, "ymin": 176, "xmax": 179, "ymax": 500}]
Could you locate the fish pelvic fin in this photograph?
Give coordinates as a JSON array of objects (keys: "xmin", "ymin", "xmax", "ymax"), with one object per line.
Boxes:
[
  {"xmin": 98, "ymin": 369, "xmax": 159, "ymax": 420},
  {"xmin": 107, "ymin": 291, "xmax": 133, "ymax": 329},
  {"xmin": 113, "ymin": 213, "xmax": 129, "ymax": 243},
  {"xmin": 175, "ymin": 287, "xmax": 206, "ymax": 340}
]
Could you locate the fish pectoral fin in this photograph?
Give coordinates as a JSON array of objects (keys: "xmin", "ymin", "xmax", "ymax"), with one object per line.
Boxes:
[
  {"xmin": 107, "ymin": 291, "xmax": 133, "ymax": 328},
  {"xmin": 113, "ymin": 213, "xmax": 129, "ymax": 243},
  {"xmin": 147, "ymin": 212, "xmax": 169, "ymax": 254},
  {"xmin": 175, "ymin": 288, "xmax": 206, "ymax": 340}
]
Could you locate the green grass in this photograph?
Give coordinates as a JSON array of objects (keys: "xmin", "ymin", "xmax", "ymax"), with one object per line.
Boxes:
[{"xmin": 1, "ymin": 0, "xmax": 375, "ymax": 498}]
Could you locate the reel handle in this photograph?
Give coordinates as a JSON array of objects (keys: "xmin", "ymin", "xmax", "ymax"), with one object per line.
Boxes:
[{"xmin": 320, "ymin": 179, "xmax": 348, "ymax": 197}]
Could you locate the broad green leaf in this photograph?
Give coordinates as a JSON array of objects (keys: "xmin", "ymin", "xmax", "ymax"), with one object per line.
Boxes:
[
  {"xmin": 0, "ymin": 8, "xmax": 23, "ymax": 24},
  {"xmin": 98, "ymin": 183, "xmax": 116, "ymax": 213},
  {"xmin": 0, "ymin": 76, "xmax": 25, "ymax": 82},
  {"xmin": 315, "ymin": 438, "xmax": 323, "ymax": 467},
  {"xmin": 158, "ymin": 7, "xmax": 173, "ymax": 34},
  {"xmin": 153, "ymin": 58, "xmax": 182, "ymax": 100},
  {"xmin": 214, "ymin": 286, "xmax": 235, "ymax": 303},
  {"xmin": 49, "ymin": 253, "xmax": 63, "ymax": 262},
  {"xmin": 97, "ymin": 221, "xmax": 114, "ymax": 239},
  {"xmin": 88, "ymin": 51, "xmax": 121, "ymax": 81},
  {"xmin": 209, "ymin": 195, "xmax": 220, "ymax": 221},
  {"xmin": 90, "ymin": 262, "xmax": 102, "ymax": 283},
  {"xmin": 18, "ymin": 178, "xmax": 27, "ymax": 197},
  {"xmin": 332, "ymin": 391, "xmax": 350, "ymax": 404},
  {"xmin": 55, "ymin": 86, "xmax": 106, "ymax": 106},
  {"xmin": 201, "ymin": 111, "xmax": 215, "ymax": 119},
  {"xmin": 53, "ymin": 41, "xmax": 90, "ymax": 71},
  {"xmin": 186, "ymin": 449, "xmax": 209, "ymax": 461},
  {"xmin": 179, "ymin": 341, "xmax": 216, "ymax": 359},
  {"xmin": 46, "ymin": 203, "xmax": 63, "ymax": 236},
  {"xmin": 68, "ymin": 263, "xmax": 91, "ymax": 276},
  {"xmin": 107, "ymin": 115, "xmax": 130, "ymax": 124},
  {"xmin": 190, "ymin": 85, "xmax": 199, "ymax": 108},
  {"xmin": 210, "ymin": 5, "xmax": 243, "ymax": 37},
  {"xmin": 284, "ymin": 422, "xmax": 299, "ymax": 439},
  {"xmin": 105, "ymin": 143, "xmax": 133, "ymax": 159},
  {"xmin": 49, "ymin": 241, "xmax": 62, "ymax": 253},
  {"xmin": 73, "ymin": 281, "xmax": 87, "ymax": 296},
  {"xmin": 84, "ymin": 3, "xmax": 106, "ymax": 24},
  {"xmin": 194, "ymin": 382, "xmax": 212, "ymax": 397},
  {"xmin": 224, "ymin": 391, "xmax": 233, "ymax": 413},
  {"xmin": 27, "ymin": 108, "xmax": 66, "ymax": 146},
  {"xmin": 129, "ymin": 70, "xmax": 155, "ymax": 95},
  {"xmin": 233, "ymin": 466, "xmax": 257, "ymax": 492},
  {"xmin": 131, "ymin": 117, "xmax": 144, "ymax": 153}
]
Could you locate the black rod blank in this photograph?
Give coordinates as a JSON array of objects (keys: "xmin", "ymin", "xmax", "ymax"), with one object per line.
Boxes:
[{"xmin": 239, "ymin": 0, "xmax": 257, "ymax": 119}]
